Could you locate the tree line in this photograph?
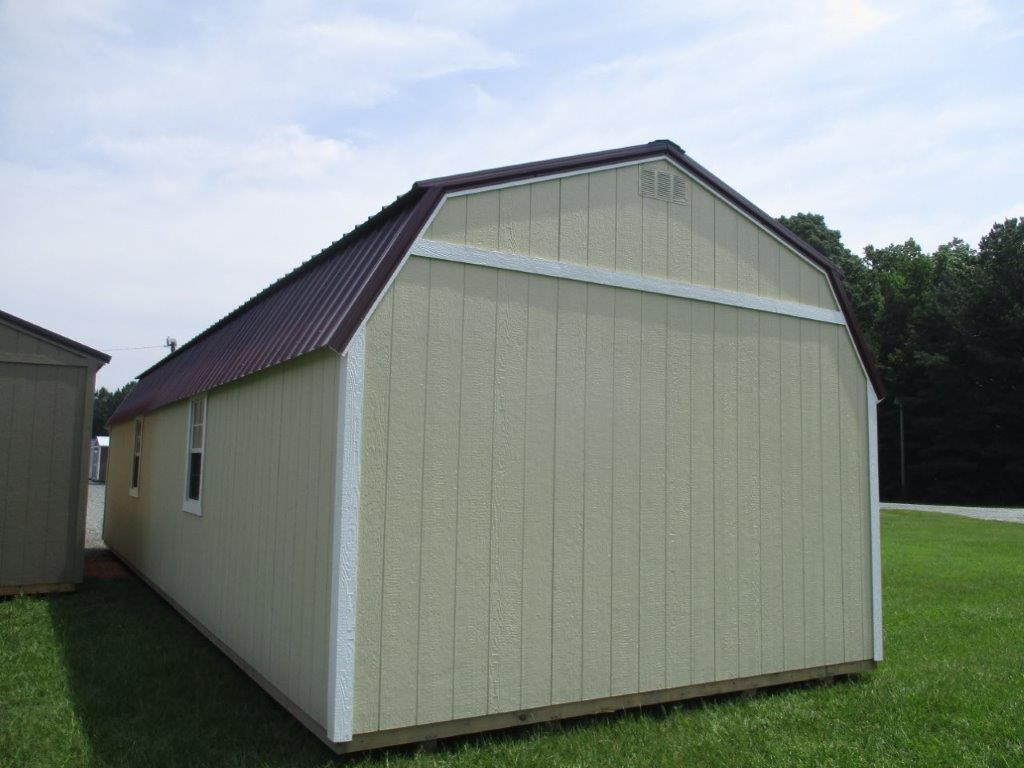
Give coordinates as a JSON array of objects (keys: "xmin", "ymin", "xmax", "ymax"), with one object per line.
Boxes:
[{"xmin": 780, "ymin": 214, "xmax": 1023, "ymax": 505}]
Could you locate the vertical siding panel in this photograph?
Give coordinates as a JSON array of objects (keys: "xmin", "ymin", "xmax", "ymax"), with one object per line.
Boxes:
[
  {"xmin": 274, "ymin": 368, "xmax": 299, "ymax": 694},
  {"xmin": 800, "ymin": 263, "xmax": 821, "ymax": 307},
  {"xmin": 641, "ymin": 197, "xmax": 668, "ymax": 278},
  {"xmin": 551, "ymin": 281, "xmax": 586, "ymax": 704},
  {"xmin": 689, "ymin": 303, "xmax": 715, "ymax": 683},
  {"xmin": 821, "ymin": 325, "xmax": 845, "ymax": 664},
  {"xmin": 757, "ymin": 232, "xmax": 781, "ymax": 300},
  {"xmin": 779, "ymin": 250, "xmax": 802, "ymax": 304},
  {"xmin": 758, "ymin": 314, "xmax": 784, "ymax": 672},
  {"xmin": 691, "ymin": 186, "xmax": 715, "ymax": 287},
  {"xmin": 4, "ymin": 373, "xmax": 36, "ymax": 582},
  {"xmin": 353, "ymin": 291, "xmax": 394, "ymax": 734},
  {"xmin": 714, "ymin": 202, "xmax": 739, "ymax": 291},
  {"xmin": 801, "ymin": 321, "xmax": 825, "ymax": 668},
  {"xmin": 780, "ymin": 317, "xmax": 804, "ymax": 669},
  {"xmin": 257, "ymin": 373, "xmax": 284, "ymax": 674},
  {"xmin": 587, "ymin": 170, "xmax": 617, "ymax": 269},
  {"xmin": 582, "ymin": 284, "xmax": 614, "ymax": 701},
  {"xmin": 49, "ymin": 370, "xmax": 81, "ymax": 583},
  {"xmin": 615, "ymin": 166, "xmax": 642, "ymax": 275},
  {"xmin": 839, "ymin": 341, "xmax": 867, "ymax": 661},
  {"xmin": 429, "ymin": 197, "xmax": 468, "ymax": 244},
  {"xmin": 737, "ymin": 219, "xmax": 759, "ymax": 295},
  {"xmin": 26, "ymin": 374, "xmax": 56, "ymax": 585},
  {"xmin": 665, "ymin": 300, "xmax": 692, "ymax": 688},
  {"xmin": 639, "ymin": 294, "xmax": 668, "ymax": 690},
  {"xmin": 498, "ymin": 186, "xmax": 531, "ymax": 255},
  {"xmin": 0, "ymin": 364, "xmax": 14, "ymax": 583},
  {"xmin": 379, "ymin": 260, "xmax": 430, "ymax": 729},
  {"xmin": 611, "ymin": 290, "xmax": 641, "ymax": 695},
  {"xmin": 312, "ymin": 358, "xmax": 338, "ymax": 722},
  {"xmin": 489, "ymin": 271, "xmax": 529, "ymax": 713},
  {"xmin": 737, "ymin": 310, "xmax": 761, "ymax": 678},
  {"xmin": 453, "ymin": 265, "xmax": 498, "ymax": 719},
  {"xmin": 559, "ymin": 175, "xmax": 589, "ymax": 266},
  {"xmin": 713, "ymin": 306, "xmax": 739, "ymax": 681},
  {"xmin": 819, "ymin": 278, "xmax": 839, "ymax": 311},
  {"xmin": 521, "ymin": 275, "xmax": 557, "ymax": 709},
  {"xmin": 417, "ymin": 261, "xmax": 464, "ymax": 724},
  {"xmin": 667, "ymin": 190, "xmax": 693, "ymax": 282},
  {"xmin": 466, "ymin": 191, "xmax": 500, "ymax": 250},
  {"xmin": 529, "ymin": 181, "xmax": 560, "ymax": 262}
]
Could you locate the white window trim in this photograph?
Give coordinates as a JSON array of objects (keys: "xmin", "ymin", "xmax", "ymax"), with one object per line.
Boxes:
[
  {"xmin": 182, "ymin": 394, "xmax": 207, "ymax": 517},
  {"xmin": 129, "ymin": 417, "xmax": 143, "ymax": 498}
]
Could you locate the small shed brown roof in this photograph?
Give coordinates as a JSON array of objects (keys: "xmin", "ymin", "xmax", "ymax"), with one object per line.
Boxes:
[{"xmin": 110, "ymin": 140, "xmax": 882, "ymax": 425}]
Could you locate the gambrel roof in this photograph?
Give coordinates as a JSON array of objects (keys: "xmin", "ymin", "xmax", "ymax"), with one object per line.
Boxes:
[{"xmin": 110, "ymin": 140, "xmax": 881, "ymax": 425}]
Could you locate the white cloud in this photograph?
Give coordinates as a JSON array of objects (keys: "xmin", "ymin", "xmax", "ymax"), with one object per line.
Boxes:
[{"xmin": 0, "ymin": 0, "xmax": 1020, "ymax": 388}]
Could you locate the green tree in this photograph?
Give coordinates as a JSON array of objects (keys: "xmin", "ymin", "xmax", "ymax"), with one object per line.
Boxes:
[{"xmin": 92, "ymin": 381, "xmax": 136, "ymax": 437}]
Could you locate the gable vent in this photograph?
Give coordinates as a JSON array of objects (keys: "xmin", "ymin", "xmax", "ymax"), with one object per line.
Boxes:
[{"xmin": 639, "ymin": 166, "xmax": 688, "ymax": 205}]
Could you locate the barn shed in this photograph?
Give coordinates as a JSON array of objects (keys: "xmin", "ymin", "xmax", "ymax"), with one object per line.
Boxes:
[
  {"xmin": 0, "ymin": 310, "xmax": 110, "ymax": 595},
  {"xmin": 105, "ymin": 140, "xmax": 883, "ymax": 753}
]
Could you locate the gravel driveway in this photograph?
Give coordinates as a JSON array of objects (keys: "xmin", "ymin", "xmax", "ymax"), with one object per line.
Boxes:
[
  {"xmin": 883, "ymin": 502, "xmax": 1024, "ymax": 524},
  {"xmin": 86, "ymin": 482, "xmax": 106, "ymax": 549}
]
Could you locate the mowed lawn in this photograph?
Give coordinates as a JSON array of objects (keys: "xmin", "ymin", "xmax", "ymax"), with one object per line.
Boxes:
[{"xmin": 1, "ymin": 510, "xmax": 1022, "ymax": 768}]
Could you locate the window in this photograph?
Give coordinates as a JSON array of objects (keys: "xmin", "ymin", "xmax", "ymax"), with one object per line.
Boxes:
[
  {"xmin": 129, "ymin": 418, "xmax": 143, "ymax": 497},
  {"xmin": 183, "ymin": 396, "xmax": 206, "ymax": 515}
]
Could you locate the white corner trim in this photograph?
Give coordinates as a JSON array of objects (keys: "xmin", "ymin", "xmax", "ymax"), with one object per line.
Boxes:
[
  {"xmin": 412, "ymin": 238, "xmax": 847, "ymax": 326},
  {"xmin": 327, "ymin": 325, "xmax": 366, "ymax": 743},
  {"xmin": 867, "ymin": 381, "xmax": 883, "ymax": 662}
]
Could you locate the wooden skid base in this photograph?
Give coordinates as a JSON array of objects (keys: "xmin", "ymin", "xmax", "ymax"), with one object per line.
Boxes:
[
  {"xmin": 0, "ymin": 582, "xmax": 75, "ymax": 597},
  {"xmin": 336, "ymin": 659, "xmax": 875, "ymax": 754}
]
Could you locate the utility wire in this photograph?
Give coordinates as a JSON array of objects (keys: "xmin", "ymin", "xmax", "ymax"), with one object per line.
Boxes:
[{"xmin": 101, "ymin": 344, "xmax": 168, "ymax": 352}]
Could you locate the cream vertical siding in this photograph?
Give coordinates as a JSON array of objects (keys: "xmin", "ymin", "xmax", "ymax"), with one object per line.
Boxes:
[
  {"xmin": 351, "ymin": 255, "xmax": 873, "ymax": 734},
  {"xmin": 104, "ymin": 350, "xmax": 339, "ymax": 727},
  {"xmin": 426, "ymin": 160, "xmax": 838, "ymax": 312}
]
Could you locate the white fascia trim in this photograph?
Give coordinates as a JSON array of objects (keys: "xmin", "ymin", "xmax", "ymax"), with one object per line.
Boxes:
[
  {"xmin": 411, "ymin": 238, "xmax": 846, "ymax": 326},
  {"xmin": 327, "ymin": 325, "xmax": 366, "ymax": 743},
  {"xmin": 867, "ymin": 381, "xmax": 883, "ymax": 662}
]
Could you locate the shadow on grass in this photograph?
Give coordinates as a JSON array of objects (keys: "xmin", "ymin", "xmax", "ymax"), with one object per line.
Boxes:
[
  {"xmin": 45, "ymin": 574, "xmax": 873, "ymax": 767},
  {"xmin": 47, "ymin": 578, "xmax": 337, "ymax": 767}
]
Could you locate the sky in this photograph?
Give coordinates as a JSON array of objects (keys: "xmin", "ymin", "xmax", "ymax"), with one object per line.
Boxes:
[{"xmin": 1, "ymin": 0, "xmax": 1022, "ymax": 389}]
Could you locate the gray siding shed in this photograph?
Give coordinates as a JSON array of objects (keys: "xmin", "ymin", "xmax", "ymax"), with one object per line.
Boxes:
[{"xmin": 0, "ymin": 310, "xmax": 109, "ymax": 595}]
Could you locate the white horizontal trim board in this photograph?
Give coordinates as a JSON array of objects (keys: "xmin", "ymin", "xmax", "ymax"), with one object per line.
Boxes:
[
  {"xmin": 328, "ymin": 325, "xmax": 367, "ymax": 743},
  {"xmin": 411, "ymin": 238, "xmax": 847, "ymax": 326},
  {"xmin": 867, "ymin": 382, "xmax": 883, "ymax": 662}
]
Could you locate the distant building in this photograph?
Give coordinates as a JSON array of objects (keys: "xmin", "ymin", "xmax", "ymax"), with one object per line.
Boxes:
[
  {"xmin": 0, "ymin": 310, "xmax": 109, "ymax": 595},
  {"xmin": 105, "ymin": 141, "xmax": 883, "ymax": 753},
  {"xmin": 89, "ymin": 435, "xmax": 110, "ymax": 482}
]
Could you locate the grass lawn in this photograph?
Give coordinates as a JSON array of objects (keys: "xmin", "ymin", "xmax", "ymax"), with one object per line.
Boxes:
[{"xmin": 2, "ymin": 509, "xmax": 1022, "ymax": 767}]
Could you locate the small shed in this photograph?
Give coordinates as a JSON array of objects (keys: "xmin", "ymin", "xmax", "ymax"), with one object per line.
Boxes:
[
  {"xmin": 105, "ymin": 140, "xmax": 883, "ymax": 753},
  {"xmin": 89, "ymin": 436, "xmax": 110, "ymax": 482},
  {"xmin": 0, "ymin": 310, "xmax": 110, "ymax": 595}
]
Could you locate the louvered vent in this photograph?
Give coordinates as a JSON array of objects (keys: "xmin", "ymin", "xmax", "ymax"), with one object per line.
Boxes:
[
  {"xmin": 640, "ymin": 168, "xmax": 657, "ymax": 197},
  {"xmin": 639, "ymin": 166, "xmax": 688, "ymax": 205}
]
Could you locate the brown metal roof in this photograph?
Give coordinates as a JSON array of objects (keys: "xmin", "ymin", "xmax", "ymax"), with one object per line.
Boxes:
[
  {"xmin": 0, "ymin": 309, "xmax": 111, "ymax": 364},
  {"xmin": 110, "ymin": 139, "xmax": 882, "ymax": 425}
]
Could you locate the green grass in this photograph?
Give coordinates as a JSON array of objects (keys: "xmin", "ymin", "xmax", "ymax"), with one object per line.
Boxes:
[{"xmin": 2, "ymin": 510, "xmax": 1023, "ymax": 767}]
